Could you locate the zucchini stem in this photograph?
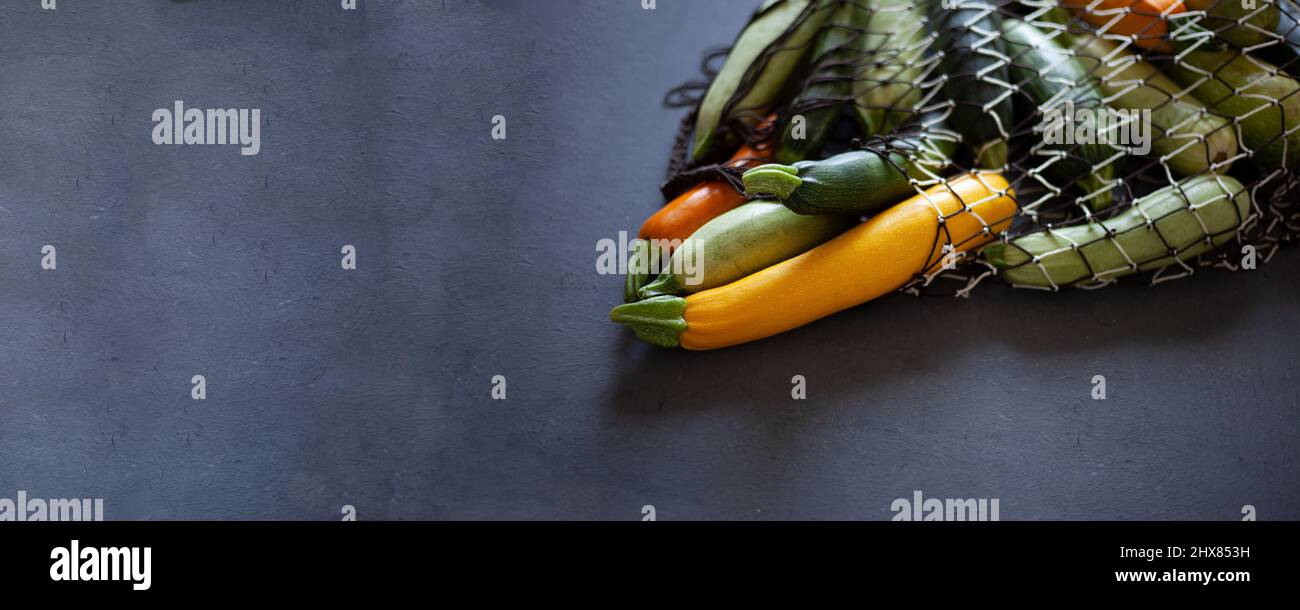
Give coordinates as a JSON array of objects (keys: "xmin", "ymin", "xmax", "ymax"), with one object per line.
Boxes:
[
  {"xmin": 610, "ymin": 296, "xmax": 688, "ymax": 348},
  {"xmin": 637, "ymin": 273, "xmax": 682, "ymax": 300},
  {"xmin": 742, "ymin": 164, "xmax": 803, "ymax": 199},
  {"xmin": 623, "ymin": 239, "xmax": 658, "ymax": 303}
]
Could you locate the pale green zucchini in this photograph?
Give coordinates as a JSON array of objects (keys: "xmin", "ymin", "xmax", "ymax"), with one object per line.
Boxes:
[
  {"xmin": 983, "ymin": 174, "xmax": 1251, "ymax": 287},
  {"xmin": 637, "ymin": 201, "xmax": 855, "ymax": 298}
]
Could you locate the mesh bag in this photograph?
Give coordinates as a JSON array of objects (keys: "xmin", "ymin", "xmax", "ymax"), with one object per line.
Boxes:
[{"xmin": 663, "ymin": 0, "xmax": 1300, "ymax": 294}]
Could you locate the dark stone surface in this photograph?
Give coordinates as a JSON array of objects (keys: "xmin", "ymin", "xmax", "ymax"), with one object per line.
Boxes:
[{"xmin": 0, "ymin": 0, "xmax": 1296, "ymax": 520}]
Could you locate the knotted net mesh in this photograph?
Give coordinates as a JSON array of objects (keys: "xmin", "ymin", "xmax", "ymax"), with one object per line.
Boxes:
[{"xmin": 663, "ymin": 0, "xmax": 1300, "ymax": 294}]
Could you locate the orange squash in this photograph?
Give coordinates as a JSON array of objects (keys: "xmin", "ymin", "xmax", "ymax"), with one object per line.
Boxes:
[
  {"xmin": 637, "ymin": 144, "xmax": 771, "ymax": 243},
  {"xmin": 1063, "ymin": 0, "xmax": 1186, "ymax": 51}
]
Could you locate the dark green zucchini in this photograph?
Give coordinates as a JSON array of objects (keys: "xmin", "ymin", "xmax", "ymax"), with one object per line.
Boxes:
[
  {"xmin": 742, "ymin": 122, "xmax": 956, "ymax": 215},
  {"xmin": 1002, "ymin": 17, "xmax": 1117, "ymax": 209},
  {"xmin": 930, "ymin": 0, "xmax": 1013, "ymax": 169}
]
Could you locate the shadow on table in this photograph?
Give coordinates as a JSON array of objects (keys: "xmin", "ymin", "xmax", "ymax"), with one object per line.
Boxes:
[{"xmin": 603, "ymin": 259, "xmax": 1289, "ymax": 414}]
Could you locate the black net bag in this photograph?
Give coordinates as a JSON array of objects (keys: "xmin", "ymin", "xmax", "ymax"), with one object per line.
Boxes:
[{"xmin": 661, "ymin": 0, "xmax": 1300, "ymax": 295}]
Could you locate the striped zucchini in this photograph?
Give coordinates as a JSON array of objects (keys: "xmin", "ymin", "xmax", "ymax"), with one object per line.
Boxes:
[
  {"xmin": 1073, "ymin": 35, "xmax": 1238, "ymax": 176},
  {"xmin": 692, "ymin": 0, "xmax": 836, "ymax": 161},
  {"xmin": 779, "ymin": 1, "xmax": 870, "ymax": 163},
  {"xmin": 983, "ymin": 174, "xmax": 1251, "ymax": 287},
  {"xmin": 637, "ymin": 201, "xmax": 855, "ymax": 298},
  {"xmin": 1167, "ymin": 47, "xmax": 1300, "ymax": 170},
  {"xmin": 1003, "ymin": 17, "xmax": 1117, "ymax": 209},
  {"xmin": 853, "ymin": 0, "xmax": 932, "ymax": 137}
]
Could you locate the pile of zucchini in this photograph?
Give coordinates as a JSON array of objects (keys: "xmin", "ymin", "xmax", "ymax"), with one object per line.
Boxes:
[
  {"xmin": 987, "ymin": 0, "xmax": 1299, "ymax": 287},
  {"xmin": 612, "ymin": 0, "xmax": 1299, "ymax": 350}
]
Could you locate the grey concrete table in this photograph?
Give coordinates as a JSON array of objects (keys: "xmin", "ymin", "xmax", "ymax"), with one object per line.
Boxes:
[{"xmin": 1, "ymin": 0, "xmax": 1296, "ymax": 520}]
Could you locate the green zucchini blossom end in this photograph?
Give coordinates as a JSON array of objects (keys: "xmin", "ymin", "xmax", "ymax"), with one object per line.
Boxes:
[{"xmin": 610, "ymin": 296, "xmax": 687, "ymax": 348}]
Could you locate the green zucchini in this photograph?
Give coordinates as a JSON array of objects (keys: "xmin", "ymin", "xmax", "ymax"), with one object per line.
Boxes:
[
  {"xmin": 637, "ymin": 201, "xmax": 855, "ymax": 298},
  {"xmin": 930, "ymin": 0, "xmax": 1013, "ymax": 169},
  {"xmin": 1185, "ymin": 0, "xmax": 1281, "ymax": 49},
  {"xmin": 853, "ymin": 0, "xmax": 932, "ymax": 137},
  {"xmin": 983, "ymin": 174, "xmax": 1251, "ymax": 287},
  {"xmin": 624, "ymin": 240, "xmax": 650, "ymax": 303},
  {"xmin": 1003, "ymin": 17, "xmax": 1117, "ymax": 209},
  {"xmin": 1167, "ymin": 47, "xmax": 1300, "ymax": 170},
  {"xmin": 1073, "ymin": 35, "xmax": 1238, "ymax": 176},
  {"xmin": 693, "ymin": 0, "xmax": 837, "ymax": 162},
  {"xmin": 741, "ymin": 127, "xmax": 955, "ymax": 214},
  {"xmin": 1026, "ymin": 2, "xmax": 1074, "ymax": 30},
  {"xmin": 778, "ymin": 2, "xmax": 869, "ymax": 163}
]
